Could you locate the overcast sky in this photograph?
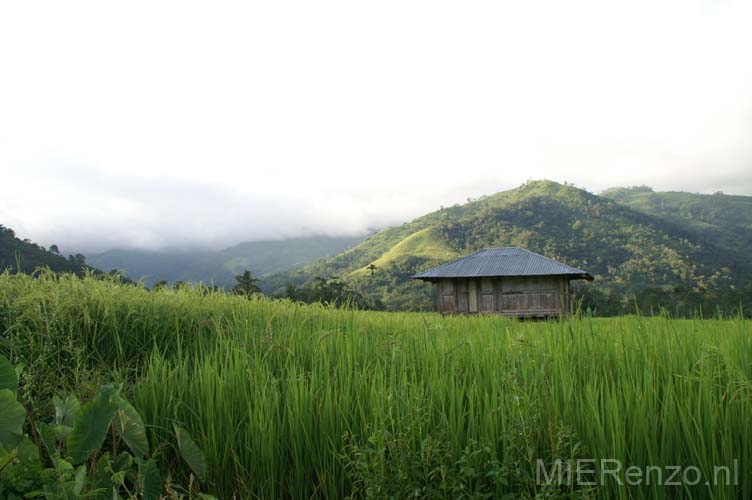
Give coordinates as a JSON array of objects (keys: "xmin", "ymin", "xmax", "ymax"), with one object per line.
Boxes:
[{"xmin": 1, "ymin": 1, "xmax": 751, "ymax": 252}]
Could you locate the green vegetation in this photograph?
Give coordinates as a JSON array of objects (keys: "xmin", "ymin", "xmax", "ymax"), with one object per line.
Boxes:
[
  {"xmin": 2, "ymin": 271, "xmax": 751, "ymax": 498},
  {"xmin": 0, "ymin": 362, "xmax": 214, "ymax": 499},
  {"xmin": 0, "ymin": 225, "xmax": 90, "ymax": 276},
  {"xmin": 284, "ymin": 276, "xmax": 375, "ymax": 309},
  {"xmin": 231, "ymin": 269, "xmax": 262, "ymax": 296},
  {"xmin": 263, "ymin": 181, "xmax": 752, "ymax": 311},
  {"xmin": 577, "ymin": 282, "xmax": 752, "ymax": 317},
  {"xmin": 601, "ymin": 186, "xmax": 752, "ymax": 253}
]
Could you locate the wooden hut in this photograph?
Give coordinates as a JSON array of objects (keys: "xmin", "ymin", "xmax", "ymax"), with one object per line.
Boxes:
[{"xmin": 411, "ymin": 247, "xmax": 593, "ymax": 317}]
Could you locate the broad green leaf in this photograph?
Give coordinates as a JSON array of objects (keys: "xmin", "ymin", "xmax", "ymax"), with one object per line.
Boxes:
[
  {"xmin": 84, "ymin": 489, "xmax": 110, "ymax": 499},
  {"xmin": 74, "ymin": 465, "xmax": 87, "ymax": 495},
  {"xmin": 174, "ymin": 425, "xmax": 207, "ymax": 480},
  {"xmin": 0, "ymin": 388, "xmax": 25, "ymax": 450},
  {"xmin": 137, "ymin": 457, "xmax": 162, "ymax": 500},
  {"xmin": 67, "ymin": 385, "xmax": 119, "ymax": 464},
  {"xmin": 0, "ymin": 442, "xmax": 15, "ymax": 471},
  {"xmin": 53, "ymin": 456, "xmax": 74, "ymax": 473},
  {"xmin": 53, "ymin": 395, "xmax": 80, "ymax": 427},
  {"xmin": 0, "ymin": 354, "xmax": 18, "ymax": 394},
  {"xmin": 37, "ymin": 422, "xmax": 59, "ymax": 455},
  {"xmin": 90, "ymin": 452, "xmax": 113, "ymax": 493},
  {"xmin": 52, "ymin": 424, "xmax": 74, "ymax": 442},
  {"xmin": 113, "ymin": 397, "xmax": 149, "ymax": 457},
  {"xmin": 16, "ymin": 435, "xmax": 40, "ymax": 463},
  {"xmin": 111, "ymin": 451, "xmax": 133, "ymax": 474},
  {"xmin": 110, "ymin": 470, "xmax": 128, "ymax": 486}
]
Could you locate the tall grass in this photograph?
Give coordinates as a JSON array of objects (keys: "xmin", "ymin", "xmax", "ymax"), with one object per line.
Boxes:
[{"xmin": 1, "ymin": 270, "xmax": 751, "ymax": 498}]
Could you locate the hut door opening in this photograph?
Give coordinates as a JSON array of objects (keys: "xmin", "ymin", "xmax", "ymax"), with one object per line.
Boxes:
[
  {"xmin": 479, "ymin": 278, "xmax": 494, "ymax": 313},
  {"xmin": 468, "ymin": 280, "xmax": 478, "ymax": 313},
  {"xmin": 456, "ymin": 280, "xmax": 468, "ymax": 313},
  {"xmin": 439, "ymin": 280, "xmax": 456, "ymax": 313}
]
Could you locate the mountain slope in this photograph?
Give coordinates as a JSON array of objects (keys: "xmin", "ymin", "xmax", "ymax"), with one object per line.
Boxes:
[
  {"xmin": 0, "ymin": 225, "xmax": 90, "ymax": 275},
  {"xmin": 87, "ymin": 235, "xmax": 366, "ymax": 287},
  {"xmin": 600, "ymin": 186, "xmax": 752, "ymax": 253},
  {"xmin": 262, "ymin": 181, "xmax": 752, "ymax": 310}
]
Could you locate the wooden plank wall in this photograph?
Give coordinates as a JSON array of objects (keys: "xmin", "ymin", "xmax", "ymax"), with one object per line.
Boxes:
[
  {"xmin": 435, "ymin": 276, "xmax": 572, "ymax": 317},
  {"xmin": 498, "ymin": 276, "xmax": 561, "ymax": 316}
]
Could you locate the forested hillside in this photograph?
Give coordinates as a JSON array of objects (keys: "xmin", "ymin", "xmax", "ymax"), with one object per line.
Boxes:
[
  {"xmin": 261, "ymin": 181, "xmax": 752, "ymax": 311},
  {"xmin": 601, "ymin": 186, "xmax": 752, "ymax": 253},
  {"xmin": 0, "ymin": 225, "xmax": 90, "ymax": 275}
]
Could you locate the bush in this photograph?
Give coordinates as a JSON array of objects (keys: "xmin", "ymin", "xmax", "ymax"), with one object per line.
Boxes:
[{"xmin": 0, "ymin": 354, "xmax": 215, "ymax": 500}]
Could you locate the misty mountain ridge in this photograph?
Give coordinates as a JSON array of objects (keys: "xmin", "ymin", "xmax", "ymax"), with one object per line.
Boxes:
[{"xmin": 86, "ymin": 234, "xmax": 367, "ymax": 287}]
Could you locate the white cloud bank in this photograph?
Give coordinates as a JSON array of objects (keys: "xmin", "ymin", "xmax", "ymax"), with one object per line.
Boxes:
[{"xmin": 1, "ymin": 0, "xmax": 751, "ymax": 251}]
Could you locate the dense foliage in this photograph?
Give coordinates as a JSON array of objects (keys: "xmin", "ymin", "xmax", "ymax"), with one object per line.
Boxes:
[
  {"xmin": 601, "ymin": 185, "xmax": 752, "ymax": 253},
  {"xmin": 283, "ymin": 276, "xmax": 377, "ymax": 309},
  {"xmin": 0, "ymin": 370, "xmax": 214, "ymax": 500},
  {"xmin": 263, "ymin": 181, "xmax": 752, "ymax": 311},
  {"xmin": 0, "ymin": 225, "xmax": 90, "ymax": 276},
  {"xmin": 575, "ymin": 283, "xmax": 752, "ymax": 317},
  {"xmin": 1, "ymin": 272, "xmax": 751, "ymax": 498}
]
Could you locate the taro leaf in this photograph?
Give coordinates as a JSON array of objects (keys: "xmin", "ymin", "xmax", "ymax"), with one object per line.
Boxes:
[
  {"xmin": 137, "ymin": 457, "xmax": 162, "ymax": 500},
  {"xmin": 53, "ymin": 395, "xmax": 80, "ymax": 427},
  {"xmin": 111, "ymin": 451, "xmax": 134, "ymax": 474},
  {"xmin": 66, "ymin": 385, "xmax": 119, "ymax": 464},
  {"xmin": 37, "ymin": 421, "xmax": 58, "ymax": 455},
  {"xmin": 113, "ymin": 397, "xmax": 149, "ymax": 457},
  {"xmin": 53, "ymin": 456, "xmax": 74, "ymax": 473},
  {"xmin": 107, "ymin": 452, "xmax": 134, "ymax": 490},
  {"xmin": 110, "ymin": 470, "xmax": 128, "ymax": 487},
  {"xmin": 174, "ymin": 425, "xmax": 207, "ymax": 481},
  {"xmin": 0, "ymin": 354, "xmax": 18, "ymax": 394},
  {"xmin": 0, "ymin": 453, "xmax": 11, "ymax": 476},
  {"xmin": 51, "ymin": 424, "xmax": 74, "ymax": 442},
  {"xmin": 16, "ymin": 436, "xmax": 40, "ymax": 463},
  {"xmin": 39, "ymin": 414, "xmax": 74, "ymax": 451},
  {"xmin": 73, "ymin": 465, "xmax": 87, "ymax": 496},
  {"xmin": 89, "ymin": 451, "xmax": 113, "ymax": 492},
  {"xmin": 0, "ymin": 388, "xmax": 25, "ymax": 450}
]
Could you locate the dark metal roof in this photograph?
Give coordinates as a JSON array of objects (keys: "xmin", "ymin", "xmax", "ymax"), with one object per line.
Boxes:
[{"xmin": 411, "ymin": 247, "xmax": 593, "ymax": 281}]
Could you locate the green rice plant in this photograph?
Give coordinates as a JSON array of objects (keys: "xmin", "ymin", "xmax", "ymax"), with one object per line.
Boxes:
[{"xmin": 1, "ymin": 270, "xmax": 751, "ymax": 498}]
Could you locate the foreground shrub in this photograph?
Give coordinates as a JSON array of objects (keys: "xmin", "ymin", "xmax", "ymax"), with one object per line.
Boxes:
[{"xmin": 0, "ymin": 354, "xmax": 215, "ymax": 499}]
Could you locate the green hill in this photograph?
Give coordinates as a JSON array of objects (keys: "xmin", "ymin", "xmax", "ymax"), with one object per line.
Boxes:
[
  {"xmin": 86, "ymin": 235, "xmax": 366, "ymax": 287},
  {"xmin": 261, "ymin": 181, "xmax": 752, "ymax": 310},
  {"xmin": 600, "ymin": 186, "xmax": 752, "ymax": 254},
  {"xmin": 0, "ymin": 225, "xmax": 90, "ymax": 275}
]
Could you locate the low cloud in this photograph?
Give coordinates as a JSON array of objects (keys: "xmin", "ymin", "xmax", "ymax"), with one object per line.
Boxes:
[
  {"xmin": 1, "ymin": 0, "xmax": 751, "ymax": 251},
  {"xmin": 2, "ymin": 162, "xmax": 506, "ymax": 252}
]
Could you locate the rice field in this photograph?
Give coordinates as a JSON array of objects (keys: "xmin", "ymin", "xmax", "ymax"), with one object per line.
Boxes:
[{"xmin": 1, "ymin": 270, "xmax": 751, "ymax": 499}]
